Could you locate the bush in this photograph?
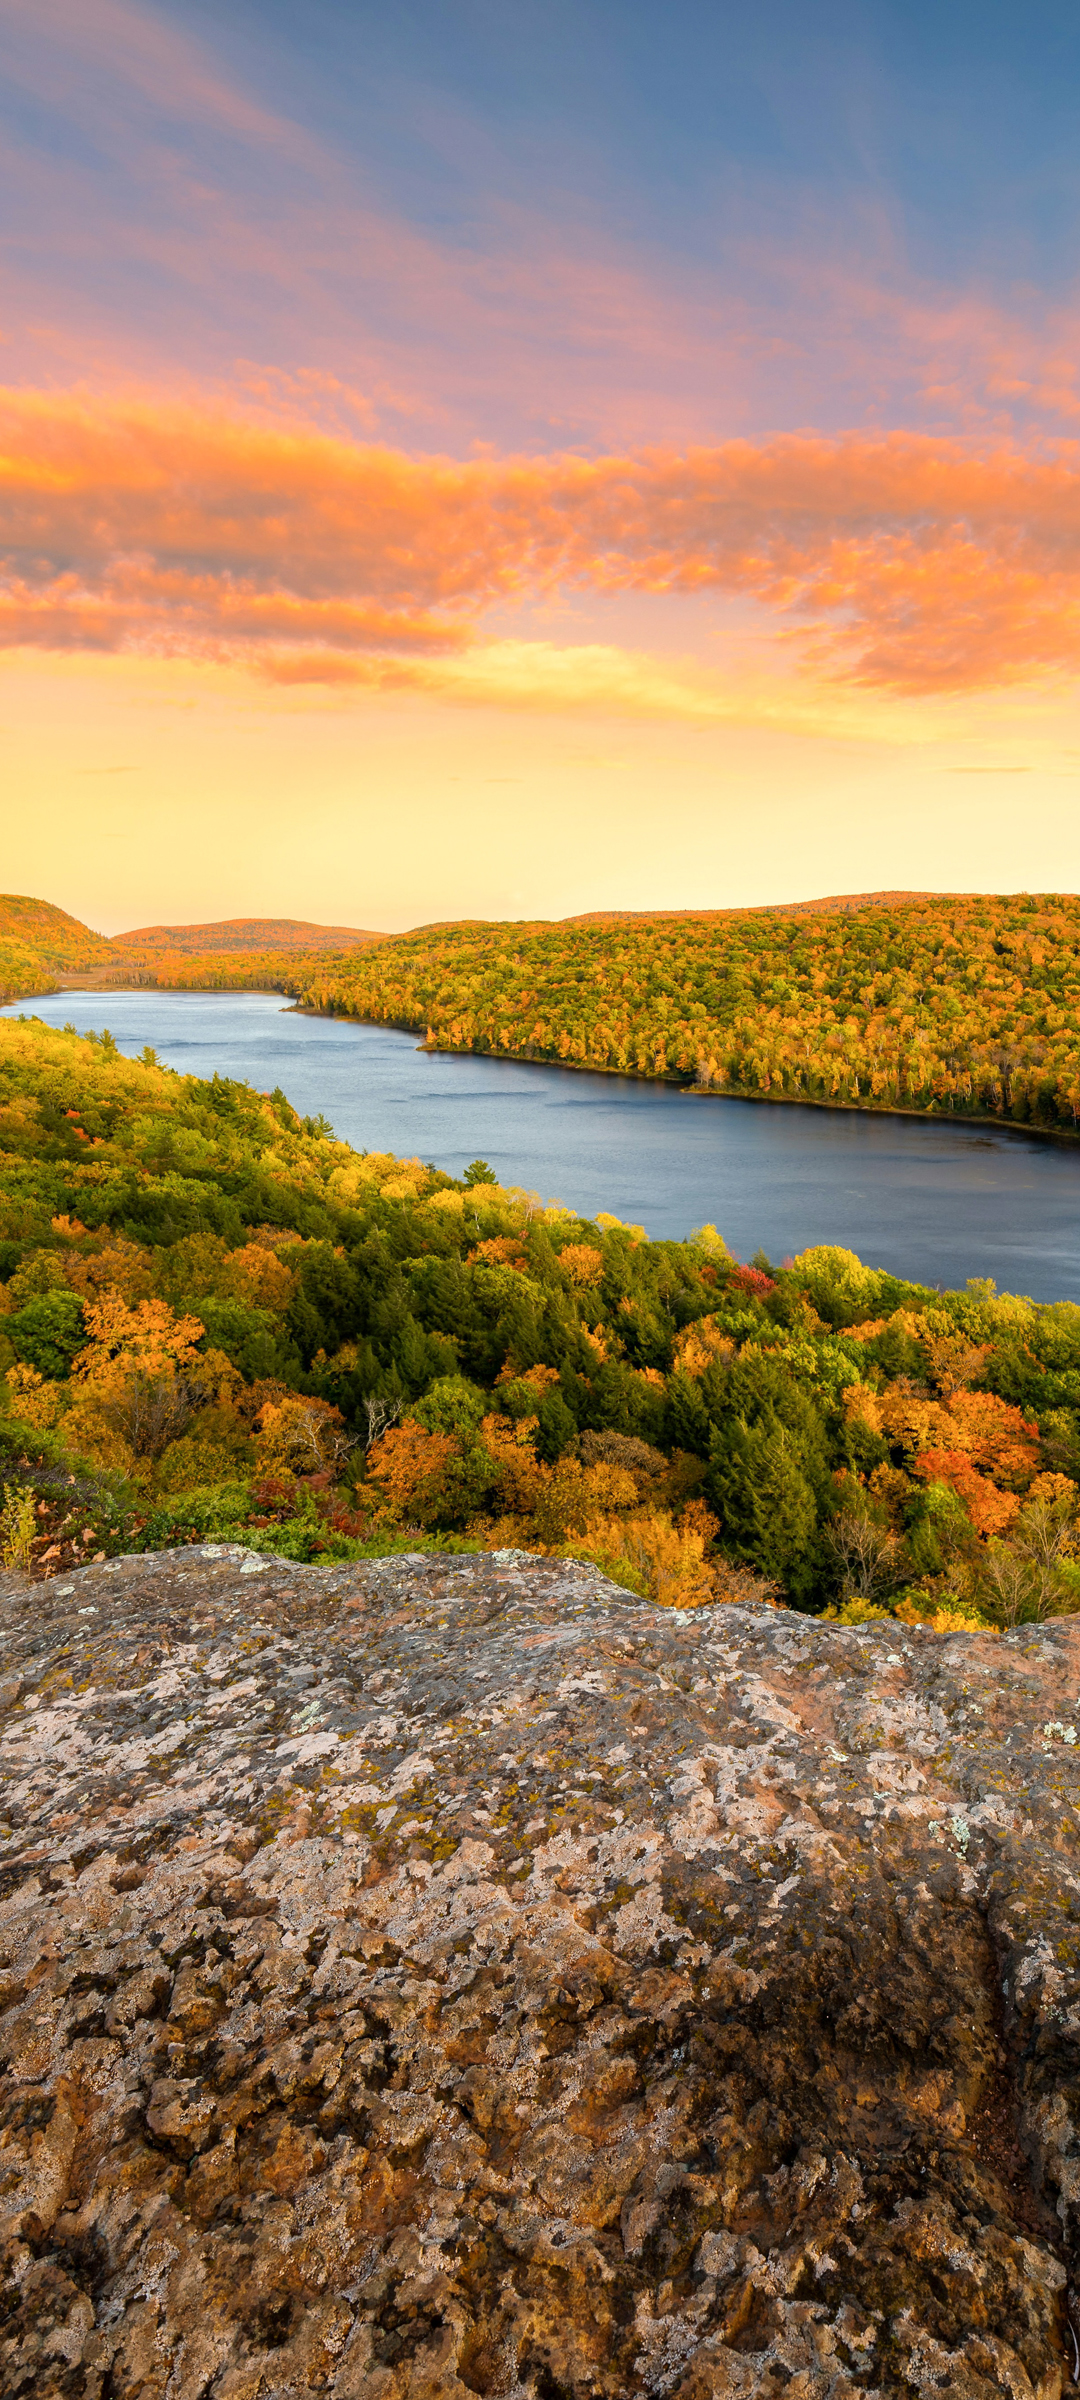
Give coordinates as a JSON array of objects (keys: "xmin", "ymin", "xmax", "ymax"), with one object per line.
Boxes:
[
  {"xmin": 562, "ymin": 1507, "xmax": 715, "ymax": 1608},
  {"xmin": 153, "ymin": 1437, "xmax": 254, "ymax": 1493}
]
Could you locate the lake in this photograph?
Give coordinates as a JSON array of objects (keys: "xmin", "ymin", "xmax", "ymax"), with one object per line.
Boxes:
[{"xmin": 4, "ymin": 986, "xmax": 1080, "ymax": 1301}]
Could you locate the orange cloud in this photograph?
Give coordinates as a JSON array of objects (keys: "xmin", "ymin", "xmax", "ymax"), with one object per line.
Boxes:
[{"xmin": 5, "ymin": 388, "xmax": 1080, "ymax": 698}]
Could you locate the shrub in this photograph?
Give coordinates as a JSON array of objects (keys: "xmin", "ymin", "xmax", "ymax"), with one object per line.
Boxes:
[
  {"xmin": 562, "ymin": 1506, "xmax": 715, "ymax": 1608},
  {"xmin": 0, "ymin": 1484, "xmax": 36, "ymax": 1571},
  {"xmin": 153, "ymin": 1437, "xmax": 254, "ymax": 1493}
]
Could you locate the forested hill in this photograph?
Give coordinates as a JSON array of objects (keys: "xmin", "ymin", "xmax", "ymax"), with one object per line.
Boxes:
[
  {"xmin": 113, "ymin": 916, "xmax": 384, "ymax": 960},
  {"xmin": 2, "ymin": 1012, "xmax": 1080, "ymax": 1628},
  {"xmin": 0, "ymin": 895, "xmax": 116, "ymax": 1004},
  {"xmin": 294, "ymin": 892, "xmax": 1080, "ymax": 1136},
  {"xmin": 569, "ymin": 889, "xmax": 948, "ymax": 923},
  {"xmin": 0, "ymin": 896, "xmax": 381, "ymax": 1004}
]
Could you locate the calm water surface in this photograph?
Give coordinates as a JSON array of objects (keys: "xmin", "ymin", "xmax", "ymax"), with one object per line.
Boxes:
[{"xmin": 6, "ymin": 987, "xmax": 1080, "ymax": 1301}]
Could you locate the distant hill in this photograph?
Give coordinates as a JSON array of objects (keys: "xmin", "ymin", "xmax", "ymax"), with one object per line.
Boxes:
[
  {"xmin": 567, "ymin": 892, "xmax": 962, "ymax": 925},
  {"xmin": 114, "ymin": 917, "xmax": 384, "ymax": 959},
  {"xmin": 0, "ymin": 894, "xmax": 116, "ymax": 970},
  {"xmin": 0, "ymin": 900, "xmax": 384, "ymax": 1004},
  {"xmin": 0, "ymin": 894, "xmax": 118, "ymax": 1004}
]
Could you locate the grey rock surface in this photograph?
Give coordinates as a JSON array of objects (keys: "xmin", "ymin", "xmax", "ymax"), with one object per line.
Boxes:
[{"xmin": 0, "ymin": 1546, "xmax": 1079, "ymax": 2397}]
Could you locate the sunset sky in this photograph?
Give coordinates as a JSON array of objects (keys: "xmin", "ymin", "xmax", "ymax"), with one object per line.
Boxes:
[{"xmin": 5, "ymin": 0, "xmax": 1080, "ymax": 929}]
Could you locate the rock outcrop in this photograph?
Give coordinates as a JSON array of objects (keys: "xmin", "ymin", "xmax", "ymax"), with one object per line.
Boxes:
[{"xmin": 1, "ymin": 1546, "xmax": 1079, "ymax": 2397}]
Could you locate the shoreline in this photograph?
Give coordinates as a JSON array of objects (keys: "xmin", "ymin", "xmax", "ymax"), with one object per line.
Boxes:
[
  {"xmin": 292, "ymin": 1006, "xmax": 1080, "ymax": 1151},
  {"xmin": 7, "ymin": 986, "xmax": 1077, "ymax": 1153},
  {"xmin": 678, "ymin": 1082, "xmax": 1080, "ymax": 1147},
  {"xmin": 3, "ymin": 978, "xmax": 296, "ymax": 1002}
]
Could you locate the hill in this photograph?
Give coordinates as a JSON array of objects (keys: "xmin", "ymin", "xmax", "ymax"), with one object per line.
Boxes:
[
  {"xmin": 0, "ymin": 900, "xmax": 384, "ymax": 1005},
  {"xmin": 0, "ymin": 892, "xmax": 118, "ymax": 1005},
  {"xmin": 114, "ymin": 915, "xmax": 384, "ymax": 959},
  {"xmin": 0, "ymin": 895, "xmax": 115, "ymax": 968},
  {"xmin": 294, "ymin": 891, "xmax": 1080, "ymax": 1137},
  {"xmin": 568, "ymin": 889, "xmax": 960, "ymax": 924}
]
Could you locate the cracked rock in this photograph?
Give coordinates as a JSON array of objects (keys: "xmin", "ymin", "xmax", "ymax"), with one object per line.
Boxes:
[{"xmin": 0, "ymin": 1546, "xmax": 1078, "ymax": 2395}]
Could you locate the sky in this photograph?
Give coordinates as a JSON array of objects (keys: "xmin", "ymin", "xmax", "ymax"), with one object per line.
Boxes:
[{"xmin": 4, "ymin": 0, "xmax": 1080, "ymax": 931}]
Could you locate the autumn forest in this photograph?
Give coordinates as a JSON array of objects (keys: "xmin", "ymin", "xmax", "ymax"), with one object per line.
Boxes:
[
  {"xmin": 295, "ymin": 894, "xmax": 1080, "ymax": 1136},
  {"xmin": 2, "ymin": 1006, "xmax": 1079, "ymax": 1635},
  {"xmin": 8, "ymin": 889, "xmax": 1080, "ymax": 1141}
]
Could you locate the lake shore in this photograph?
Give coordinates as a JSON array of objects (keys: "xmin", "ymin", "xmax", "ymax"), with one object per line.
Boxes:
[
  {"xmin": 11, "ymin": 980, "xmax": 1075, "ymax": 1153},
  {"xmin": 11, "ymin": 980, "xmax": 1076, "ymax": 1153},
  {"xmin": 6, "ymin": 984, "xmax": 1078, "ymax": 1291},
  {"xmin": 289, "ymin": 1004, "xmax": 1080, "ymax": 1150}
]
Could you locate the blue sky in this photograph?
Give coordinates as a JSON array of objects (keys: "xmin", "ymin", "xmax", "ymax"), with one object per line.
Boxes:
[
  {"xmin": 6, "ymin": 0, "xmax": 1080, "ymax": 445},
  {"xmin": 175, "ymin": 0, "xmax": 1080, "ymax": 286}
]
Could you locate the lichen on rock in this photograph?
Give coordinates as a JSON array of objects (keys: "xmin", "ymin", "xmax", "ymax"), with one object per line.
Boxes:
[{"xmin": 0, "ymin": 1545, "xmax": 1078, "ymax": 2395}]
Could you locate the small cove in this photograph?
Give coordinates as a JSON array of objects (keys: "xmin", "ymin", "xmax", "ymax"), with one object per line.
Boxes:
[{"xmin": 5, "ymin": 985, "xmax": 1080, "ymax": 1300}]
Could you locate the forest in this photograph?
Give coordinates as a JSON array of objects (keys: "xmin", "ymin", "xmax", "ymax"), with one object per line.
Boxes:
[
  {"xmin": 294, "ymin": 893, "xmax": 1080, "ymax": 1136},
  {"xmin": 2, "ymin": 1014, "xmax": 1079, "ymax": 1632},
  {"xmin": 7, "ymin": 888, "xmax": 1080, "ymax": 1139}
]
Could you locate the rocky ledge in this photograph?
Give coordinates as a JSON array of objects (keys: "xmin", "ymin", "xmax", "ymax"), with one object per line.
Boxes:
[{"xmin": 0, "ymin": 1549, "xmax": 1079, "ymax": 2398}]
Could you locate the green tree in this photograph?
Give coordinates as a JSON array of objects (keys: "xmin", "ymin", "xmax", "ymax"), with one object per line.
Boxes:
[
  {"xmin": 8, "ymin": 1289, "xmax": 86, "ymax": 1379},
  {"xmin": 707, "ymin": 1418, "xmax": 819, "ymax": 1591},
  {"xmin": 414, "ymin": 1375, "xmax": 488, "ymax": 1437}
]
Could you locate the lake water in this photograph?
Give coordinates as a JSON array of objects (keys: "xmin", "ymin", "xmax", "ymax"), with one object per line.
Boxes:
[{"xmin": 5, "ymin": 986, "xmax": 1080, "ymax": 1301}]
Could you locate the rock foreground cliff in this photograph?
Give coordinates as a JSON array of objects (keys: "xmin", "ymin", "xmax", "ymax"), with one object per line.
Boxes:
[{"xmin": 1, "ymin": 1554, "xmax": 1080, "ymax": 2399}]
